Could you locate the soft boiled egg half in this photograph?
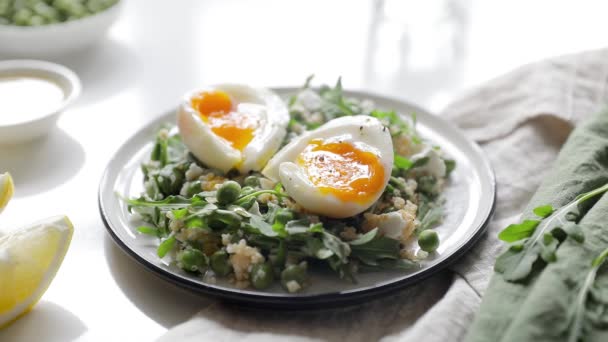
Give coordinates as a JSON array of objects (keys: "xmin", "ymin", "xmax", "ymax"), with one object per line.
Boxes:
[
  {"xmin": 177, "ymin": 84, "xmax": 289, "ymax": 173},
  {"xmin": 263, "ymin": 115, "xmax": 394, "ymax": 218}
]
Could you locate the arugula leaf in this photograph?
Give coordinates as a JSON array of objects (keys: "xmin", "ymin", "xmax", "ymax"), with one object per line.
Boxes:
[
  {"xmin": 124, "ymin": 195, "xmax": 205, "ymax": 210},
  {"xmin": 322, "ymin": 232, "xmax": 351, "ymax": 263},
  {"xmin": 351, "ymin": 236, "xmax": 401, "ymax": 261},
  {"xmin": 349, "ymin": 228, "xmax": 378, "ymax": 246},
  {"xmin": 411, "ymin": 157, "xmax": 430, "ymax": 169},
  {"xmin": 444, "ymin": 159, "xmax": 456, "ymax": 176},
  {"xmin": 249, "ymin": 215, "xmax": 278, "ymax": 237},
  {"xmin": 533, "ymin": 205, "xmax": 554, "ymax": 218},
  {"xmin": 184, "ymin": 216, "xmax": 205, "ymax": 229},
  {"xmin": 498, "ymin": 220, "xmax": 540, "ymax": 242},
  {"xmin": 137, "ymin": 226, "xmax": 160, "ymax": 237},
  {"xmin": 394, "ymin": 154, "xmax": 413, "ymax": 171},
  {"xmin": 495, "ymin": 183, "xmax": 608, "ymax": 282},
  {"xmin": 157, "ymin": 235, "xmax": 176, "ymax": 258},
  {"xmin": 151, "ymin": 130, "xmax": 169, "ymax": 167},
  {"xmin": 417, "ymin": 194, "xmax": 444, "ymax": 232},
  {"xmin": 171, "ymin": 208, "xmax": 189, "ymax": 220},
  {"xmin": 303, "ymin": 238, "xmax": 334, "ymax": 259}
]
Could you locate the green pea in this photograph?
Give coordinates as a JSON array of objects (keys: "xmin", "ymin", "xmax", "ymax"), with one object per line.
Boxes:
[
  {"xmin": 65, "ymin": 2, "xmax": 87, "ymax": 17},
  {"xmin": 33, "ymin": 2, "xmax": 59, "ymax": 20},
  {"xmin": 12, "ymin": 0, "xmax": 27, "ymax": 11},
  {"xmin": 28, "ymin": 14, "xmax": 45, "ymax": 25},
  {"xmin": 210, "ymin": 250, "xmax": 232, "ymax": 276},
  {"xmin": 12, "ymin": 8, "xmax": 33, "ymax": 25},
  {"xmin": 186, "ymin": 180, "xmax": 202, "ymax": 197},
  {"xmin": 250, "ymin": 263, "xmax": 274, "ymax": 290},
  {"xmin": 52, "ymin": 0, "xmax": 72, "ymax": 12},
  {"xmin": 244, "ymin": 175, "xmax": 260, "ymax": 187},
  {"xmin": 216, "ymin": 181, "xmax": 241, "ymax": 205},
  {"xmin": 86, "ymin": 0, "xmax": 105, "ymax": 12},
  {"xmin": 177, "ymin": 248, "xmax": 207, "ymax": 273},
  {"xmin": 275, "ymin": 209, "xmax": 294, "ymax": 225},
  {"xmin": 0, "ymin": 0, "xmax": 10, "ymax": 17},
  {"xmin": 280, "ymin": 263, "xmax": 307, "ymax": 290},
  {"xmin": 418, "ymin": 230, "xmax": 440, "ymax": 252}
]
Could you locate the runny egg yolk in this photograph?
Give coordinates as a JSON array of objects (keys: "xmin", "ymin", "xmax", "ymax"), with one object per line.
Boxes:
[
  {"xmin": 297, "ymin": 139, "xmax": 385, "ymax": 203},
  {"xmin": 191, "ymin": 90, "xmax": 257, "ymax": 151}
]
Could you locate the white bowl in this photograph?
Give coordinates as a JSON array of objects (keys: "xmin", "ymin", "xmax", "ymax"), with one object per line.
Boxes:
[
  {"xmin": 0, "ymin": 1, "xmax": 123, "ymax": 57},
  {"xmin": 0, "ymin": 60, "xmax": 81, "ymax": 145}
]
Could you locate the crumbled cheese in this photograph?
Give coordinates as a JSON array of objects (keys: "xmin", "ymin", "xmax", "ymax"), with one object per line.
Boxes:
[
  {"xmin": 309, "ymin": 112, "xmax": 324, "ymax": 124},
  {"xmin": 394, "ymin": 134, "xmax": 422, "ymax": 157},
  {"xmin": 259, "ymin": 177, "xmax": 276, "ymax": 190},
  {"xmin": 166, "ymin": 211, "xmax": 184, "ymax": 232},
  {"xmin": 296, "ymin": 88, "xmax": 322, "ymax": 110},
  {"xmin": 221, "ymin": 233, "xmax": 232, "ymax": 246},
  {"xmin": 158, "ymin": 128, "xmax": 169, "ymax": 140},
  {"xmin": 362, "ymin": 201, "xmax": 417, "ymax": 244},
  {"xmin": 282, "ymin": 197, "xmax": 304, "ymax": 213},
  {"xmin": 128, "ymin": 211, "xmax": 143, "ymax": 223},
  {"xmin": 203, "ymin": 271, "xmax": 217, "ymax": 284},
  {"xmin": 285, "ymin": 280, "xmax": 302, "ymax": 293},
  {"xmin": 185, "ymin": 163, "xmax": 204, "ymax": 181},
  {"xmin": 257, "ymin": 193, "xmax": 278, "ymax": 204},
  {"xmin": 410, "ymin": 145, "xmax": 446, "ymax": 179},
  {"xmin": 401, "ymin": 179, "xmax": 417, "ymax": 200},
  {"xmin": 199, "ymin": 173, "xmax": 226, "ymax": 191},
  {"xmin": 339, "ymin": 227, "xmax": 358, "ymax": 241},
  {"xmin": 226, "ymin": 239, "xmax": 265, "ymax": 282},
  {"xmin": 392, "ymin": 197, "xmax": 406, "ymax": 210},
  {"xmin": 184, "ymin": 228, "xmax": 206, "ymax": 241}
]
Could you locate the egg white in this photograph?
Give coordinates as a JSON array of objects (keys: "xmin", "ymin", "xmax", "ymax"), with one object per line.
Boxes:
[
  {"xmin": 177, "ymin": 84, "xmax": 289, "ymax": 174},
  {"xmin": 263, "ymin": 115, "xmax": 394, "ymax": 218}
]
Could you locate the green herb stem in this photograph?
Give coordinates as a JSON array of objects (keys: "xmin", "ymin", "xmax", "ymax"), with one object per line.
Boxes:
[{"xmin": 568, "ymin": 246, "xmax": 608, "ymax": 342}]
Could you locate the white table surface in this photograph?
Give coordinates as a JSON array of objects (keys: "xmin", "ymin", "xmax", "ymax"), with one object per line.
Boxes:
[{"xmin": 2, "ymin": 0, "xmax": 608, "ymax": 341}]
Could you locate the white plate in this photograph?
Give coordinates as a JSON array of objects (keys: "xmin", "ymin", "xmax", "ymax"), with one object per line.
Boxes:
[{"xmin": 99, "ymin": 88, "xmax": 495, "ymax": 308}]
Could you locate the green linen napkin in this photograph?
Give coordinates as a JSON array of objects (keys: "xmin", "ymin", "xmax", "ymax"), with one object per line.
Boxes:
[{"xmin": 466, "ymin": 109, "xmax": 608, "ymax": 342}]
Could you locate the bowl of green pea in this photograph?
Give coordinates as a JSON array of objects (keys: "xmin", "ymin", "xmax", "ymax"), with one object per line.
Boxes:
[{"xmin": 0, "ymin": 0, "xmax": 122, "ymax": 57}]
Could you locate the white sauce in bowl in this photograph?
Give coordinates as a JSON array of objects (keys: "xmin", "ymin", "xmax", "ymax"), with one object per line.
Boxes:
[{"xmin": 0, "ymin": 76, "xmax": 66, "ymax": 126}]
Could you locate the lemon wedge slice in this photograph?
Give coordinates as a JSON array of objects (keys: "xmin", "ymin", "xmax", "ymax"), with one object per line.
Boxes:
[
  {"xmin": 0, "ymin": 215, "xmax": 73, "ymax": 328},
  {"xmin": 0, "ymin": 173, "xmax": 14, "ymax": 213}
]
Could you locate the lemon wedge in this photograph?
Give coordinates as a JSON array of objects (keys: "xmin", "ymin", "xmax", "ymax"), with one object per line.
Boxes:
[
  {"xmin": 0, "ymin": 173, "xmax": 14, "ymax": 213},
  {"xmin": 0, "ymin": 215, "xmax": 73, "ymax": 328}
]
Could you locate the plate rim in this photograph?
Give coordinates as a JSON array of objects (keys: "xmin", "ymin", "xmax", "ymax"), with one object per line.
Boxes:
[{"xmin": 98, "ymin": 87, "xmax": 496, "ymax": 308}]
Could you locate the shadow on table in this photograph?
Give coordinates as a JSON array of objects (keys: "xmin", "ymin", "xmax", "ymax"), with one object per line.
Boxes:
[
  {"xmin": 158, "ymin": 271, "xmax": 453, "ymax": 342},
  {"xmin": 0, "ymin": 126, "xmax": 85, "ymax": 197},
  {"xmin": 103, "ymin": 235, "xmax": 212, "ymax": 328},
  {"xmin": 0, "ymin": 301, "xmax": 86, "ymax": 342}
]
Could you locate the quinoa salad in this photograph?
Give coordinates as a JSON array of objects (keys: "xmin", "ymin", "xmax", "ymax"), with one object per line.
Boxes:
[{"xmin": 122, "ymin": 77, "xmax": 455, "ymax": 293}]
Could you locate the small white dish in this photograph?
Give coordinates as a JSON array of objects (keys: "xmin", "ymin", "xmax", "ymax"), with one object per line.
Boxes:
[
  {"xmin": 0, "ymin": 0, "xmax": 122, "ymax": 57},
  {"xmin": 0, "ymin": 59, "xmax": 81, "ymax": 145}
]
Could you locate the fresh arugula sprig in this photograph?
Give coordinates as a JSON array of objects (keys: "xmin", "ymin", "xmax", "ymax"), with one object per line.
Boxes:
[
  {"xmin": 495, "ymin": 183, "xmax": 608, "ymax": 282},
  {"xmin": 568, "ymin": 246, "xmax": 608, "ymax": 342}
]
